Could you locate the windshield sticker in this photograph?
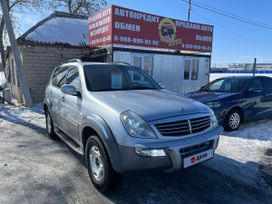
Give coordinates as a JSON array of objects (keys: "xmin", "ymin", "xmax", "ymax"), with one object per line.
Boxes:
[
  {"xmin": 225, "ymin": 83, "xmax": 231, "ymax": 91},
  {"xmin": 111, "ymin": 72, "xmax": 123, "ymax": 89}
]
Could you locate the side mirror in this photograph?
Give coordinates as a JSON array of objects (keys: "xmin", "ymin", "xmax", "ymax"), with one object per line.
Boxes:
[
  {"xmin": 248, "ymin": 87, "xmax": 261, "ymax": 93},
  {"xmin": 61, "ymin": 84, "xmax": 78, "ymax": 96},
  {"xmin": 200, "ymin": 85, "xmax": 205, "ymax": 91}
]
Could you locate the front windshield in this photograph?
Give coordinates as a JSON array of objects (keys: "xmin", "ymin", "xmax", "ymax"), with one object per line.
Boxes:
[
  {"xmin": 84, "ymin": 64, "xmax": 161, "ymax": 91},
  {"xmin": 203, "ymin": 78, "xmax": 249, "ymax": 92}
]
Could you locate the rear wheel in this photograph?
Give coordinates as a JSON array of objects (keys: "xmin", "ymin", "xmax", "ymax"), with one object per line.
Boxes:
[
  {"xmin": 85, "ymin": 135, "xmax": 122, "ymax": 192},
  {"xmin": 45, "ymin": 110, "xmax": 58, "ymax": 139},
  {"xmin": 224, "ymin": 109, "xmax": 242, "ymax": 131}
]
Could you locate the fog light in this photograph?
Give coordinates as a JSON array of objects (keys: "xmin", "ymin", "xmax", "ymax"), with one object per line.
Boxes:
[{"xmin": 135, "ymin": 148, "xmax": 166, "ymax": 157}]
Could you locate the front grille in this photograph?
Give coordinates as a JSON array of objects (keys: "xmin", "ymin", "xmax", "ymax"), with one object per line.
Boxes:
[{"xmin": 155, "ymin": 116, "xmax": 210, "ymax": 137}]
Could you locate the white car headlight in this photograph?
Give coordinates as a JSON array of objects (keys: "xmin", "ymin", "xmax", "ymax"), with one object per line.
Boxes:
[
  {"xmin": 120, "ymin": 111, "xmax": 157, "ymax": 139},
  {"xmin": 206, "ymin": 101, "xmax": 221, "ymax": 109},
  {"xmin": 210, "ymin": 109, "xmax": 219, "ymax": 128}
]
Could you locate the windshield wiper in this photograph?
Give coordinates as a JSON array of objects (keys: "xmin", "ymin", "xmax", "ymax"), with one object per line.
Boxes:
[{"xmin": 131, "ymin": 87, "xmax": 157, "ymax": 90}]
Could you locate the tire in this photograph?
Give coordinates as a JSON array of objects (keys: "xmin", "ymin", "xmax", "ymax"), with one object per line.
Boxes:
[
  {"xmin": 45, "ymin": 110, "xmax": 58, "ymax": 139},
  {"xmin": 85, "ymin": 135, "xmax": 122, "ymax": 192},
  {"xmin": 224, "ymin": 109, "xmax": 242, "ymax": 131}
]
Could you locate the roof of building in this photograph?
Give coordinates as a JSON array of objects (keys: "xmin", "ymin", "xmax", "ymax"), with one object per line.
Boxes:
[{"xmin": 18, "ymin": 11, "xmax": 88, "ymax": 47}]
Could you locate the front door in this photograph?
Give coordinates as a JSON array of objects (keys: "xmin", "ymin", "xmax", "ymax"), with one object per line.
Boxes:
[
  {"xmin": 132, "ymin": 54, "xmax": 153, "ymax": 76},
  {"xmin": 60, "ymin": 66, "xmax": 82, "ymax": 142}
]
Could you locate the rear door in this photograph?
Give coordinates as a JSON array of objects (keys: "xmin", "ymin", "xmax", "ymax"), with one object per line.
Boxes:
[
  {"xmin": 244, "ymin": 78, "xmax": 267, "ymax": 120},
  {"xmin": 261, "ymin": 77, "xmax": 272, "ymax": 117},
  {"xmin": 51, "ymin": 66, "xmax": 69, "ymax": 127},
  {"xmin": 60, "ymin": 66, "xmax": 82, "ymax": 142}
]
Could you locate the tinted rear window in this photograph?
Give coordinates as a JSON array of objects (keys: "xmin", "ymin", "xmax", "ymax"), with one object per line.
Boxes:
[{"xmin": 262, "ymin": 77, "xmax": 272, "ymax": 91}]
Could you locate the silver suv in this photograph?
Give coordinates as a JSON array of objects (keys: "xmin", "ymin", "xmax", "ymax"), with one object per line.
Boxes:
[{"xmin": 44, "ymin": 60, "xmax": 223, "ymax": 192}]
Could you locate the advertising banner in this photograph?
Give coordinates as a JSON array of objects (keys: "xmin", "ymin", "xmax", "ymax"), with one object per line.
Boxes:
[{"xmin": 89, "ymin": 5, "xmax": 214, "ymax": 52}]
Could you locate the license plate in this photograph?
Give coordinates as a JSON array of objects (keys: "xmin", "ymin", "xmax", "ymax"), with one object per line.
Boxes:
[{"xmin": 183, "ymin": 149, "xmax": 214, "ymax": 168}]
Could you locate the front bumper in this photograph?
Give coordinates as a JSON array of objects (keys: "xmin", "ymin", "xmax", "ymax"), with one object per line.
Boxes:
[{"xmin": 117, "ymin": 126, "xmax": 223, "ymax": 173}]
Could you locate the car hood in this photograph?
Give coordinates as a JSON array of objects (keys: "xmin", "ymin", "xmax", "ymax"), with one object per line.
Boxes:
[
  {"xmin": 186, "ymin": 91, "xmax": 237, "ymax": 103},
  {"xmin": 92, "ymin": 89, "xmax": 210, "ymax": 121}
]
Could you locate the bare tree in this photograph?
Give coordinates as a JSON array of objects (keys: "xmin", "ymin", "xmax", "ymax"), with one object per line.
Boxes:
[
  {"xmin": 0, "ymin": 0, "xmax": 45, "ymax": 76},
  {"xmin": 0, "ymin": 0, "xmax": 107, "ymax": 75},
  {"xmin": 53, "ymin": 0, "xmax": 107, "ymax": 15}
]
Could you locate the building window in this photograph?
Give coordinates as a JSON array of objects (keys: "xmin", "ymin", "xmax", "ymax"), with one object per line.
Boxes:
[
  {"xmin": 133, "ymin": 56, "xmax": 142, "ymax": 68},
  {"xmin": 132, "ymin": 55, "xmax": 153, "ymax": 76},
  {"xmin": 191, "ymin": 59, "xmax": 199, "ymax": 80},
  {"xmin": 143, "ymin": 56, "xmax": 153, "ymax": 76},
  {"xmin": 184, "ymin": 59, "xmax": 200, "ymax": 80},
  {"xmin": 184, "ymin": 60, "xmax": 190, "ymax": 80}
]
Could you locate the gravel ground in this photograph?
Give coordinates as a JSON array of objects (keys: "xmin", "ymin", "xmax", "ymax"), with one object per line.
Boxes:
[{"xmin": 0, "ymin": 104, "xmax": 272, "ymax": 204}]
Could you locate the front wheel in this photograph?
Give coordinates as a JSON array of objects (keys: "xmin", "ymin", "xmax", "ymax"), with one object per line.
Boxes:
[
  {"xmin": 85, "ymin": 136, "xmax": 122, "ymax": 192},
  {"xmin": 224, "ymin": 109, "xmax": 242, "ymax": 131},
  {"xmin": 45, "ymin": 110, "xmax": 58, "ymax": 139}
]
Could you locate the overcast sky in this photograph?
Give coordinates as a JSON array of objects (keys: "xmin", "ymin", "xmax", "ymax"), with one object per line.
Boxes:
[{"xmin": 13, "ymin": 0, "xmax": 272, "ymax": 65}]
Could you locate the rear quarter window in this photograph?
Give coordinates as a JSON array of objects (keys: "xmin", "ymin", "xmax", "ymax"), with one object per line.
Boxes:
[
  {"xmin": 53, "ymin": 66, "xmax": 69, "ymax": 88},
  {"xmin": 262, "ymin": 77, "xmax": 272, "ymax": 91}
]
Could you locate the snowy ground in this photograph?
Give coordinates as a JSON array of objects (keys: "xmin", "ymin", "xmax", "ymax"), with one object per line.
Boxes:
[{"xmin": 0, "ymin": 104, "xmax": 272, "ymax": 203}]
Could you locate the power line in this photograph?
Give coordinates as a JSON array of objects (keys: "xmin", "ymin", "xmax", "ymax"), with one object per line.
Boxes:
[
  {"xmin": 192, "ymin": 8, "xmax": 272, "ymax": 48},
  {"xmin": 182, "ymin": 0, "xmax": 272, "ymax": 30}
]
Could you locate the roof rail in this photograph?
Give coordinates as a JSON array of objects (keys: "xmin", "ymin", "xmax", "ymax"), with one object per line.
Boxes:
[
  {"xmin": 113, "ymin": 61, "xmax": 131, "ymax": 65},
  {"xmin": 66, "ymin": 59, "xmax": 82, "ymax": 63}
]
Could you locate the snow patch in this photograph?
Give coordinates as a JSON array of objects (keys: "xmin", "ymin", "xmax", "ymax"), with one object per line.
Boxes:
[{"xmin": 25, "ymin": 17, "xmax": 88, "ymax": 46}]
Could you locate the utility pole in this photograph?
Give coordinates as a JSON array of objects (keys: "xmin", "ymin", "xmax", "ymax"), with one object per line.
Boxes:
[
  {"xmin": 1, "ymin": 0, "xmax": 33, "ymax": 107},
  {"xmin": 253, "ymin": 58, "xmax": 257, "ymax": 76},
  {"xmin": 187, "ymin": 0, "xmax": 192, "ymax": 22}
]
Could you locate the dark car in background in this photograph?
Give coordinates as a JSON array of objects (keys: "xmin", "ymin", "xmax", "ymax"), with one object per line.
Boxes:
[{"xmin": 187, "ymin": 76, "xmax": 272, "ymax": 131}]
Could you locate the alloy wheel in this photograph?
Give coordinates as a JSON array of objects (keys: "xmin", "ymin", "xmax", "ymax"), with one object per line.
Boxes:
[
  {"xmin": 229, "ymin": 112, "xmax": 241, "ymax": 130},
  {"xmin": 89, "ymin": 145, "xmax": 105, "ymax": 182}
]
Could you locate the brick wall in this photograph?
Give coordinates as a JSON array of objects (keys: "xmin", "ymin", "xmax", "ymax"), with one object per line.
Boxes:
[{"xmin": 20, "ymin": 45, "xmax": 90, "ymax": 103}]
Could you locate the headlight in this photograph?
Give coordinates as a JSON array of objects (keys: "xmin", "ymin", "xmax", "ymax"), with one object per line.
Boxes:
[
  {"xmin": 210, "ymin": 109, "xmax": 219, "ymax": 128},
  {"xmin": 206, "ymin": 101, "xmax": 221, "ymax": 109},
  {"xmin": 120, "ymin": 111, "xmax": 157, "ymax": 139}
]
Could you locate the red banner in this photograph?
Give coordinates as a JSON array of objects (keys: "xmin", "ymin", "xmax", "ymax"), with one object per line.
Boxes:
[{"xmin": 89, "ymin": 5, "xmax": 214, "ymax": 52}]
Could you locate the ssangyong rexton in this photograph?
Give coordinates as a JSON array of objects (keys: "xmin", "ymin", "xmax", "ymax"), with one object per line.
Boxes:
[{"xmin": 44, "ymin": 60, "xmax": 222, "ymax": 192}]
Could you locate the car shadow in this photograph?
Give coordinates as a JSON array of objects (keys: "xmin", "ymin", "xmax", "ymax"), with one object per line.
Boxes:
[
  {"xmin": 222, "ymin": 118, "xmax": 272, "ymax": 141},
  {"xmin": 57, "ymin": 139, "xmax": 272, "ymax": 204},
  {"xmin": 101, "ymin": 154, "xmax": 272, "ymax": 204},
  {"xmin": 0, "ymin": 105, "xmax": 46, "ymax": 134}
]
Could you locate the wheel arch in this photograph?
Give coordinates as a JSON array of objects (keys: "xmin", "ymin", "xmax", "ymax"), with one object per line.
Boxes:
[{"xmin": 80, "ymin": 115, "xmax": 122, "ymax": 173}]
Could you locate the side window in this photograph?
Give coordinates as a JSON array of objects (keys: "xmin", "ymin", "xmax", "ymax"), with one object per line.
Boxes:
[
  {"xmin": 262, "ymin": 78, "xmax": 272, "ymax": 91},
  {"xmin": 208, "ymin": 79, "xmax": 224, "ymax": 91},
  {"xmin": 248, "ymin": 78, "xmax": 263, "ymax": 91},
  {"xmin": 66, "ymin": 66, "xmax": 81, "ymax": 91},
  {"xmin": 184, "ymin": 60, "xmax": 190, "ymax": 80},
  {"xmin": 191, "ymin": 59, "xmax": 199, "ymax": 80},
  {"xmin": 51, "ymin": 67, "xmax": 60, "ymax": 84},
  {"xmin": 53, "ymin": 66, "xmax": 69, "ymax": 88}
]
